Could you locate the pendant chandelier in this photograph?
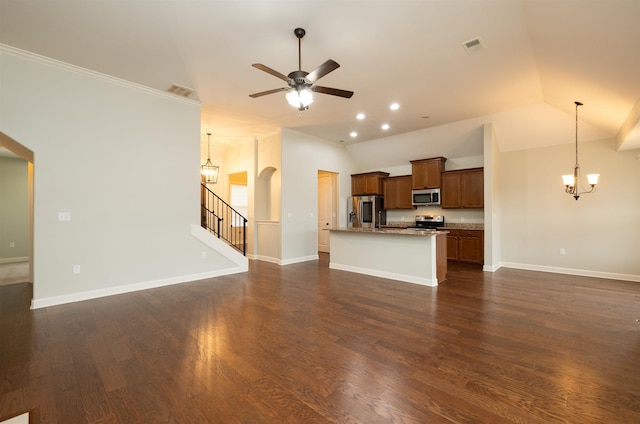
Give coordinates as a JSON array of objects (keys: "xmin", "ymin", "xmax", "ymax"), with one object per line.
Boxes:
[
  {"xmin": 201, "ymin": 133, "xmax": 219, "ymax": 184},
  {"xmin": 562, "ymin": 101, "xmax": 599, "ymax": 200}
]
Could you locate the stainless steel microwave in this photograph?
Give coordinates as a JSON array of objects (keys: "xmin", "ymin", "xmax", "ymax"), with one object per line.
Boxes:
[{"xmin": 412, "ymin": 188, "xmax": 441, "ymax": 206}]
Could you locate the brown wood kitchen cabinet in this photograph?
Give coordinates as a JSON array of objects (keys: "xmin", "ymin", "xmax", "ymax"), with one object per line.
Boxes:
[
  {"xmin": 351, "ymin": 171, "xmax": 389, "ymax": 195},
  {"xmin": 446, "ymin": 229, "xmax": 484, "ymax": 265},
  {"xmin": 410, "ymin": 157, "xmax": 446, "ymax": 189},
  {"xmin": 441, "ymin": 167, "xmax": 484, "ymax": 208},
  {"xmin": 383, "ymin": 175, "xmax": 415, "ymax": 209}
]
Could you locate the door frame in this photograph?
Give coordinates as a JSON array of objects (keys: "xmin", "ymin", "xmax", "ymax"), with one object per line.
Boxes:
[{"xmin": 317, "ymin": 170, "xmax": 338, "ymax": 253}]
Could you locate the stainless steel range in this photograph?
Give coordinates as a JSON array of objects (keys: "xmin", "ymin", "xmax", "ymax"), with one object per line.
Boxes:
[{"xmin": 409, "ymin": 215, "xmax": 445, "ymax": 229}]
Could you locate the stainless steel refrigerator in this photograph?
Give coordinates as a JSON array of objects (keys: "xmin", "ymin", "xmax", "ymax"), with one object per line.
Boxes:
[{"xmin": 347, "ymin": 196, "xmax": 386, "ymax": 228}]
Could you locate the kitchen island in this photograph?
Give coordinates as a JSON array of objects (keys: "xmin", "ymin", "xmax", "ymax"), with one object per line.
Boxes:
[{"xmin": 328, "ymin": 228, "xmax": 448, "ymax": 286}]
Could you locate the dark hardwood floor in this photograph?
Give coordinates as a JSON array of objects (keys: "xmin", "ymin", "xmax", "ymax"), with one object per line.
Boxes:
[{"xmin": 1, "ymin": 255, "xmax": 639, "ymax": 423}]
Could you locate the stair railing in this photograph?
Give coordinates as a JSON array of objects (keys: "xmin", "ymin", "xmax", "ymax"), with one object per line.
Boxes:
[{"xmin": 201, "ymin": 183, "xmax": 247, "ymax": 255}]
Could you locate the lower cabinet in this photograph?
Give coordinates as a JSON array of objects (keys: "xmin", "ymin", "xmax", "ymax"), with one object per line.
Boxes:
[{"xmin": 446, "ymin": 229, "xmax": 484, "ymax": 265}]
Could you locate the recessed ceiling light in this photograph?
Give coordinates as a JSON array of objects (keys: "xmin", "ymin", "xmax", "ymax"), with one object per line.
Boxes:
[
  {"xmin": 390, "ymin": 103, "xmax": 400, "ymax": 110},
  {"xmin": 356, "ymin": 113, "xmax": 365, "ymax": 120},
  {"xmin": 381, "ymin": 123, "xmax": 390, "ymax": 130},
  {"xmin": 350, "ymin": 131, "xmax": 358, "ymax": 138}
]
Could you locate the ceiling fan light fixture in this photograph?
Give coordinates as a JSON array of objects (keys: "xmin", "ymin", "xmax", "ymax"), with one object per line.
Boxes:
[
  {"xmin": 286, "ymin": 88, "xmax": 314, "ymax": 110},
  {"xmin": 250, "ymin": 28, "xmax": 353, "ymax": 110}
]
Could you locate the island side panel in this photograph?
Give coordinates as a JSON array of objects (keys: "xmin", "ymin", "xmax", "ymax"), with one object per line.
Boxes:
[
  {"xmin": 436, "ymin": 233, "xmax": 448, "ymax": 283},
  {"xmin": 329, "ymin": 231, "xmax": 439, "ymax": 286}
]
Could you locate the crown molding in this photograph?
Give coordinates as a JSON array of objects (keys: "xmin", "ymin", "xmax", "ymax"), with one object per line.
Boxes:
[{"xmin": 0, "ymin": 44, "xmax": 202, "ymax": 107}]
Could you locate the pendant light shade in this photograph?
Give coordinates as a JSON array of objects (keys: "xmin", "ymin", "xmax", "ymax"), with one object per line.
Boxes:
[{"xmin": 201, "ymin": 133, "xmax": 219, "ymax": 184}]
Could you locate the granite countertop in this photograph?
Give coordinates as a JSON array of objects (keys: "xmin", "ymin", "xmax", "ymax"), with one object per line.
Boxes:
[
  {"xmin": 385, "ymin": 221, "xmax": 485, "ymax": 231},
  {"xmin": 330, "ymin": 227, "xmax": 448, "ymax": 236},
  {"xmin": 381, "ymin": 222, "xmax": 411, "ymax": 228},
  {"xmin": 442, "ymin": 223, "xmax": 484, "ymax": 230}
]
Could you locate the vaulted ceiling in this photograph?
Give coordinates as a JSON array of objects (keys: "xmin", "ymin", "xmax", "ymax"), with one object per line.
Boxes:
[{"xmin": 1, "ymin": 0, "xmax": 639, "ymax": 155}]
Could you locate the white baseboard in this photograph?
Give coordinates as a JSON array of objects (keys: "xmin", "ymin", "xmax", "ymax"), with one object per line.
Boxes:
[
  {"xmin": 0, "ymin": 257, "xmax": 29, "ymax": 264},
  {"xmin": 500, "ymin": 261, "xmax": 640, "ymax": 283},
  {"xmin": 329, "ymin": 263, "xmax": 438, "ymax": 287},
  {"xmin": 1, "ymin": 412, "xmax": 29, "ymax": 424},
  {"xmin": 254, "ymin": 255, "xmax": 281, "ymax": 264},
  {"xmin": 30, "ymin": 266, "xmax": 246, "ymax": 309},
  {"xmin": 280, "ymin": 254, "xmax": 319, "ymax": 266},
  {"xmin": 483, "ymin": 263, "xmax": 501, "ymax": 272}
]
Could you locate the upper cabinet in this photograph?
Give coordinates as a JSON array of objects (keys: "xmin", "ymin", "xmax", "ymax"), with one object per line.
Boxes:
[
  {"xmin": 410, "ymin": 157, "xmax": 446, "ymax": 189},
  {"xmin": 441, "ymin": 167, "xmax": 484, "ymax": 209},
  {"xmin": 383, "ymin": 175, "xmax": 415, "ymax": 210},
  {"xmin": 351, "ymin": 171, "xmax": 390, "ymax": 196}
]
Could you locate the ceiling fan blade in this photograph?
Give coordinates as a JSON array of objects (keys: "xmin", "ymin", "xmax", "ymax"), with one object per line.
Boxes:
[
  {"xmin": 306, "ymin": 59, "xmax": 340, "ymax": 82},
  {"xmin": 311, "ymin": 85, "xmax": 354, "ymax": 99},
  {"xmin": 249, "ymin": 87, "xmax": 290, "ymax": 98},
  {"xmin": 252, "ymin": 63, "xmax": 290, "ymax": 83}
]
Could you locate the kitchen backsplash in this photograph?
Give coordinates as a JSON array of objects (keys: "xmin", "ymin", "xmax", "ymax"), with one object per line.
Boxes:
[{"xmin": 386, "ymin": 208, "xmax": 484, "ymax": 224}]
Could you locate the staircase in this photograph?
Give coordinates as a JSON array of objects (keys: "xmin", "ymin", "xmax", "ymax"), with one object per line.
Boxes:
[{"xmin": 201, "ymin": 184, "xmax": 248, "ymax": 255}]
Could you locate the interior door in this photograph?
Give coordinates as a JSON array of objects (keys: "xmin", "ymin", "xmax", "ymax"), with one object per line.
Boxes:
[{"xmin": 317, "ymin": 171, "xmax": 334, "ymax": 253}]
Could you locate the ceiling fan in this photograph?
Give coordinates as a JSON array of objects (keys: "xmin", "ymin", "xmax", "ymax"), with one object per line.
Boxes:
[{"xmin": 249, "ymin": 28, "xmax": 354, "ymax": 111}]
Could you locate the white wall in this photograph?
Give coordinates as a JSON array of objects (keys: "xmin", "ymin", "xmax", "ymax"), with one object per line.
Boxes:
[
  {"xmin": 255, "ymin": 132, "xmax": 282, "ymax": 262},
  {"xmin": 499, "ymin": 138, "xmax": 640, "ymax": 280},
  {"xmin": 280, "ymin": 128, "xmax": 358, "ymax": 264},
  {"xmin": 257, "ymin": 131, "xmax": 282, "ymax": 222},
  {"xmin": 483, "ymin": 123, "xmax": 501, "ymax": 271},
  {"xmin": 1, "ymin": 46, "xmax": 241, "ymax": 306},
  {"xmin": 345, "ymin": 118, "xmax": 485, "ymax": 170}
]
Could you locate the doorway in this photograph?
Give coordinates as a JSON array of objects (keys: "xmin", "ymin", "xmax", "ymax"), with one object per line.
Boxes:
[
  {"xmin": 317, "ymin": 170, "xmax": 338, "ymax": 253},
  {"xmin": 0, "ymin": 132, "xmax": 34, "ymax": 303}
]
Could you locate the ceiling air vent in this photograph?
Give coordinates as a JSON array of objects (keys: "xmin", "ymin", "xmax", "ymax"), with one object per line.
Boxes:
[
  {"xmin": 462, "ymin": 37, "xmax": 485, "ymax": 54},
  {"xmin": 167, "ymin": 83, "xmax": 195, "ymax": 97}
]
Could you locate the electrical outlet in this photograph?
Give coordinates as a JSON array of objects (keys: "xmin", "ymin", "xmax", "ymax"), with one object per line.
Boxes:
[
  {"xmin": 58, "ymin": 212, "xmax": 71, "ymax": 222},
  {"xmin": 72, "ymin": 265, "xmax": 81, "ymax": 274},
  {"xmin": 9, "ymin": 242, "xmax": 15, "ymax": 248},
  {"xmin": 201, "ymin": 251, "xmax": 207, "ymax": 259},
  {"xmin": 560, "ymin": 248, "xmax": 566, "ymax": 256}
]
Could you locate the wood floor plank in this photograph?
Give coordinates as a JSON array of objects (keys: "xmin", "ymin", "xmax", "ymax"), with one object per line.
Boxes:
[{"xmin": 1, "ymin": 257, "xmax": 640, "ymax": 423}]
